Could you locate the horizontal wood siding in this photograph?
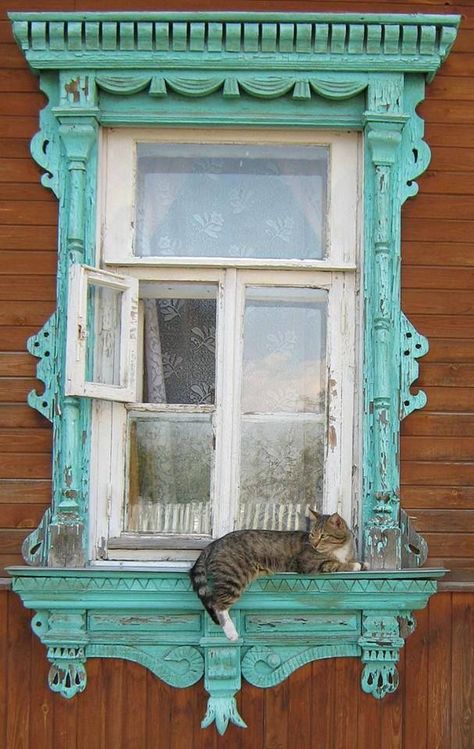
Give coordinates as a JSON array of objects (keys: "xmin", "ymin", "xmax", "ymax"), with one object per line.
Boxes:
[{"xmin": 0, "ymin": 587, "xmax": 472, "ymax": 749}]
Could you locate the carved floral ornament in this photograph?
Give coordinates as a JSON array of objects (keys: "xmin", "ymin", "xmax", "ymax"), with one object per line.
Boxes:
[{"xmin": 8, "ymin": 12, "xmax": 459, "ymax": 734}]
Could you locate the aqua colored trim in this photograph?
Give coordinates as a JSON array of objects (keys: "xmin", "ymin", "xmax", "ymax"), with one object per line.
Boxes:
[
  {"xmin": 8, "ymin": 11, "xmax": 459, "ymax": 731},
  {"xmin": 10, "ymin": 566, "xmax": 443, "ymax": 729}
]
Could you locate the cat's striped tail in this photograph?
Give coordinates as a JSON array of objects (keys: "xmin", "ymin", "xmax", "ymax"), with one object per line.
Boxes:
[{"xmin": 189, "ymin": 551, "xmax": 220, "ymax": 625}]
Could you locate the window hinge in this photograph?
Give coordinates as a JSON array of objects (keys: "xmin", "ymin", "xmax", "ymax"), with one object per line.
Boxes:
[{"xmin": 97, "ymin": 536, "xmax": 107, "ymax": 560}]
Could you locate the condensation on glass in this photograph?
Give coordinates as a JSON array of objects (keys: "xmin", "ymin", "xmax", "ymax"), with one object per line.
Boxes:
[
  {"xmin": 126, "ymin": 282, "xmax": 217, "ymax": 535},
  {"xmin": 236, "ymin": 286, "xmax": 328, "ymax": 531},
  {"xmin": 127, "ymin": 414, "xmax": 214, "ymax": 534},
  {"xmin": 135, "ymin": 143, "xmax": 328, "ymax": 260},
  {"xmin": 87, "ymin": 283, "xmax": 122, "ymax": 387}
]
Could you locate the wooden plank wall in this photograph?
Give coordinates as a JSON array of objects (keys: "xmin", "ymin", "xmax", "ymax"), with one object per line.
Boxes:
[
  {"xmin": 0, "ymin": 587, "xmax": 472, "ymax": 749},
  {"xmin": 0, "ymin": 1, "xmax": 473, "ymax": 748}
]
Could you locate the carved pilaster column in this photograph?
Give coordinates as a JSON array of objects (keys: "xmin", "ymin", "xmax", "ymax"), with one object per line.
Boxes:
[
  {"xmin": 363, "ymin": 75, "xmax": 408, "ymax": 569},
  {"xmin": 45, "ymin": 75, "xmax": 99, "ymax": 566}
]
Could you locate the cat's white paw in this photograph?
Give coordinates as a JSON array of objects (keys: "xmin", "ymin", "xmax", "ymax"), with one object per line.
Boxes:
[
  {"xmin": 218, "ymin": 609, "xmax": 239, "ymax": 641},
  {"xmin": 351, "ymin": 562, "xmax": 362, "ymax": 571},
  {"xmin": 224, "ymin": 627, "xmax": 239, "ymax": 641}
]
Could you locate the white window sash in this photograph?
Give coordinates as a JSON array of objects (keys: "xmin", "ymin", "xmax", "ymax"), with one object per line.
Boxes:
[
  {"xmin": 100, "ymin": 128, "xmax": 359, "ymax": 268},
  {"xmin": 65, "ymin": 264, "xmax": 139, "ymax": 402}
]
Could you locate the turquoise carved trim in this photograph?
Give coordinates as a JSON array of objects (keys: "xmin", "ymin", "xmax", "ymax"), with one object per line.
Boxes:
[
  {"xmin": 10, "ymin": 13, "xmax": 458, "ymax": 76},
  {"xmin": 400, "ymin": 312, "xmax": 429, "ymax": 419},
  {"xmin": 10, "ymin": 567, "xmax": 443, "ymax": 731},
  {"xmin": 7, "ymin": 10, "xmax": 459, "ymax": 729},
  {"xmin": 27, "ymin": 312, "xmax": 58, "ymax": 422}
]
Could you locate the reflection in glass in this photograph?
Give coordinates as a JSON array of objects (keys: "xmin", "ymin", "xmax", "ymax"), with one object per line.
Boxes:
[
  {"xmin": 87, "ymin": 283, "xmax": 122, "ymax": 387},
  {"xmin": 127, "ymin": 414, "xmax": 213, "ymax": 534},
  {"xmin": 242, "ymin": 287, "xmax": 327, "ymax": 413},
  {"xmin": 136, "ymin": 143, "xmax": 328, "ymax": 260},
  {"xmin": 238, "ymin": 287, "xmax": 328, "ymax": 530}
]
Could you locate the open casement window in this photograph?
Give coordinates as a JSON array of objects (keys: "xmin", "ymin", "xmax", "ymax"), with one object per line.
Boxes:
[
  {"xmin": 66, "ymin": 128, "xmax": 361, "ymax": 561},
  {"xmin": 65, "ymin": 265, "xmax": 139, "ymax": 401}
]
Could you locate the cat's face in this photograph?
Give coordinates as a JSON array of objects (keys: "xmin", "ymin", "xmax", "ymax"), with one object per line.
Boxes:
[{"xmin": 308, "ymin": 510, "xmax": 351, "ymax": 546}]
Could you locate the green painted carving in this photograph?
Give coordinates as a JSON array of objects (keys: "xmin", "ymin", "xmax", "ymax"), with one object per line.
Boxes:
[
  {"xmin": 202, "ymin": 697, "xmax": 247, "ymax": 735},
  {"xmin": 359, "ymin": 612, "xmax": 405, "ymax": 699},
  {"xmin": 10, "ymin": 14, "xmax": 459, "ymax": 77},
  {"xmin": 11, "ymin": 568, "xmax": 442, "ymax": 731},
  {"xmin": 95, "ymin": 72, "xmax": 370, "ymax": 100},
  {"xmin": 7, "ymin": 10, "xmax": 460, "ymax": 727},
  {"xmin": 200, "ymin": 615, "xmax": 246, "ymax": 733},
  {"xmin": 400, "ymin": 312, "xmax": 429, "ymax": 419},
  {"xmin": 402, "ymin": 77, "xmax": 432, "ymax": 202},
  {"xmin": 22, "ymin": 507, "xmax": 51, "ymax": 566},
  {"xmin": 48, "ymin": 646, "xmax": 87, "ymax": 699},
  {"xmin": 29, "ymin": 73, "xmax": 61, "ymax": 198},
  {"xmin": 88, "ymin": 644, "xmax": 204, "ymax": 688},
  {"xmin": 27, "ymin": 312, "xmax": 58, "ymax": 422},
  {"xmin": 242, "ymin": 643, "xmax": 360, "ymax": 687}
]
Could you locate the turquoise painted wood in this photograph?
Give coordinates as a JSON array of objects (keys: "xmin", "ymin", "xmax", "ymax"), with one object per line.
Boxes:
[
  {"xmin": 7, "ymin": 11, "xmax": 460, "ymax": 734},
  {"xmin": 10, "ymin": 566, "xmax": 444, "ymax": 733}
]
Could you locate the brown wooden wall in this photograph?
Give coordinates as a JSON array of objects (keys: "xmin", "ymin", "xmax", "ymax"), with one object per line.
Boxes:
[
  {"xmin": 0, "ymin": 1, "xmax": 473, "ymax": 748},
  {"xmin": 0, "ymin": 587, "xmax": 472, "ymax": 749}
]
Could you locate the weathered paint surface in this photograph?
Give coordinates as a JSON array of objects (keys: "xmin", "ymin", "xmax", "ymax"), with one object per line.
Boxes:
[{"xmin": 7, "ymin": 10, "xmax": 459, "ymax": 734}]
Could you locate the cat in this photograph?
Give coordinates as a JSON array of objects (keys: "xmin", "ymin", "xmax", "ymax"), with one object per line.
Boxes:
[{"xmin": 189, "ymin": 509, "xmax": 367, "ymax": 641}]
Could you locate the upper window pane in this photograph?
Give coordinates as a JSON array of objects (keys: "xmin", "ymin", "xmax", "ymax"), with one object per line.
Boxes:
[{"xmin": 135, "ymin": 143, "xmax": 328, "ymax": 260}]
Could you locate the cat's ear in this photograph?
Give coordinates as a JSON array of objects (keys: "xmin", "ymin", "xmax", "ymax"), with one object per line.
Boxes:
[
  {"xmin": 328, "ymin": 512, "xmax": 343, "ymax": 528},
  {"xmin": 308, "ymin": 508, "xmax": 321, "ymax": 520}
]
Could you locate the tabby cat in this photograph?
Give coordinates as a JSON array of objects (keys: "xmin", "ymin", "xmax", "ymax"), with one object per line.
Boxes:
[{"xmin": 189, "ymin": 509, "xmax": 367, "ymax": 641}]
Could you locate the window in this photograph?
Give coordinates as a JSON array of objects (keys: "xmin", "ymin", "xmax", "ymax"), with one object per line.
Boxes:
[{"xmin": 66, "ymin": 128, "xmax": 361, "ymax": 562}]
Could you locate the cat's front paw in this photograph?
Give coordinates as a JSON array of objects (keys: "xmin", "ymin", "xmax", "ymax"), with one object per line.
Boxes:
[{"xmin": 351, "ymin": 562, "xmax": 369, "ymax": 571}]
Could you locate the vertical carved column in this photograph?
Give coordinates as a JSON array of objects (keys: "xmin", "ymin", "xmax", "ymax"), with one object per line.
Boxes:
[
  {"xmin": 47, "ymin": 74, "xmax": 99, "ymax": 566},
  {"xmin": 363, "ymin": 75, "xmax": 407, "ymax": 569},
  {"xmin": 200, "ymin": 615, "xmax": 247, "ymax": 735}
]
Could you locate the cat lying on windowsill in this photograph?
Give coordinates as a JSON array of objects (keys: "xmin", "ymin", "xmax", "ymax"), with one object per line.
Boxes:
[{"xmin": 189, "ymin": 509, "xmax": 369, "ymax": 641}]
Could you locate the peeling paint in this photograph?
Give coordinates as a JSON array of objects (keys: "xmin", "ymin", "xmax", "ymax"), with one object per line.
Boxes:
[{"xmin": 64, "ymin": 78, "xmax": 80, "ymax": 103}]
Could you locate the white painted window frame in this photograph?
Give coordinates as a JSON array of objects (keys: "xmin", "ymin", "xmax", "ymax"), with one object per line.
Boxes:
[
  {"xmin": 85, "ymin": 128, "xmax": 361, "ymax": 563},
  {"xmin": 101, "ymin": 128, "xmax": 359, "ymax": 269}
]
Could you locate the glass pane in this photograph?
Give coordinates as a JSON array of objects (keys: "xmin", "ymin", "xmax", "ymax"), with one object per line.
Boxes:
[
  {"xmin": 238, "ymin": 417, "xmax": 325, "ymax": 529},
  {"xmin": 237, "ymin": 287, "xmax": 328, "ymax": 530},
  {"xmin": 127, "ymin": 414, "xmax": 213, "ymax": 535},
  {"xmin": 241, "ymin": 287, "xmax": 327, "ymax": 413},
  {"xmin": 136, "ymin": 143, "xmax": 327, "ymax": 260},
  {"xmin": 87, "ymin": 283, "xmax": 122, "ymax": 386},
  {"xmin": 141, "ymin": 283, "xmax": 217, "ymax": 404}
]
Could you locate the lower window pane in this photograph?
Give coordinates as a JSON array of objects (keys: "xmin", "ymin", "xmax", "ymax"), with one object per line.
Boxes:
[
  {"xmin": 127, "ymin": 414, "xmax": 213, "ymax": 535},
  {"xmin": 237, "ymin": 416, "xmax": 324, "ymax": 530}
]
